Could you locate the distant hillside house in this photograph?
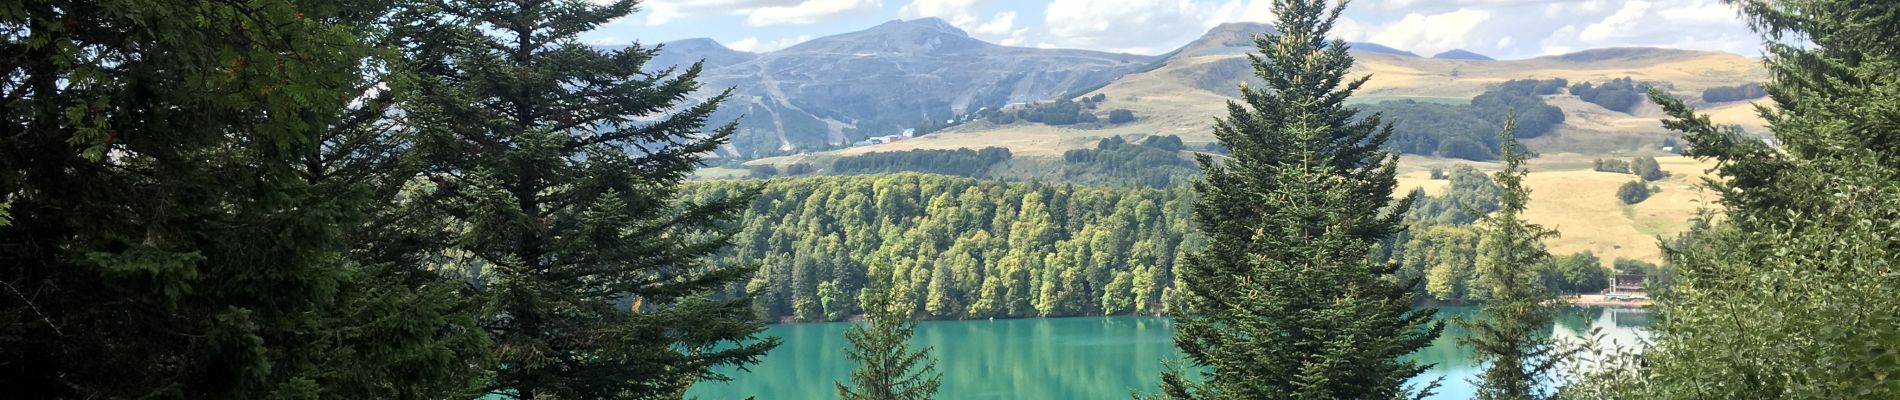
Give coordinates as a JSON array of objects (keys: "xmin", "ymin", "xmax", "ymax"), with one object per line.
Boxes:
[{"xmin": 851, "ymin": 130, "xmax": 916, "ymax": 147}]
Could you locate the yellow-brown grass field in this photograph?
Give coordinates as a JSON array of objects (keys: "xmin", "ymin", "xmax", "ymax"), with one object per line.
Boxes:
[{"xmin": 1397, "ymin": 154, "xmax": 1718, "ymax": 266}]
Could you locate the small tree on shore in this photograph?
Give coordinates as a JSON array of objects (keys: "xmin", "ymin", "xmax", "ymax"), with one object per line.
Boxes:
[
  {"xmin": 1462, "ymin": 116, "xmax": 1567, "ymax": 400},
  {"xmin": 837, "ymin": 284, "xmax": 941, "ymax": 400}
]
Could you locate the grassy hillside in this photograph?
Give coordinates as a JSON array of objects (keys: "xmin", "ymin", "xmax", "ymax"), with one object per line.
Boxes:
[
  {"xmin": 724, "ymin": 45, "xmax": 1750, "ymax": 266},
  {"xmin": 805, "ymin": 47, "xmax": 1769, "ymax": 159},
  {"xmin": 1396, "ymin": 154, "xmax": 1716, "ymax": 265}
]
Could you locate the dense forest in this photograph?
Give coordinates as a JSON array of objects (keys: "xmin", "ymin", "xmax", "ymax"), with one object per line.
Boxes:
[
  {"xmin": 1060, "ymin": 135, "xmax": 1200, "ymax": 187},
  {"xmin": 1361, "ymin": 79, "xmax": 1567, "ymax": 160},
  {"xmin": 829, "ymin": 147, "xmax": 1014, "ymax": 177},
  {"xmin": 685, "ymin": 174, "xmax": 1196, "ymax": 322},
  {"xmin": 685, "ymin": 168, "xmax": 1621, "ymax": 323}
]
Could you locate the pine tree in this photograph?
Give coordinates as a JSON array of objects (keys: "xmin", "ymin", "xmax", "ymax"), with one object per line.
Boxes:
[
  {"xmin": 1160, "ymin": 0, "xmax": 1440, "ymax": 398},
  {"xmin": 1, "ymin": 0, "xmax": 488, "ymax": 397},
  {"xmin": 405, "ymin": 0, "xmax": 777, "ymax": 397},
  {"xmin": 1460, "ymin": 116, "xmax": 1564, "ymax": 400},
  {"xmin": 1573, "ymin": 1, "xmax": 1900, "ymax": 398},
  {"xmin": 836, "ymin": 283, "xmax": 942, "ymax": 400}
]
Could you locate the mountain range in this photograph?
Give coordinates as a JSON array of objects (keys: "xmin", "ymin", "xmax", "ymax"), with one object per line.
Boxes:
[
  {"xmin": 653, "ymin": 18, "xmax": 1155, "ymax": 158},
  {"xmin": 654, "ymin": 18, "xmax": 1764, "ymax": 160}
]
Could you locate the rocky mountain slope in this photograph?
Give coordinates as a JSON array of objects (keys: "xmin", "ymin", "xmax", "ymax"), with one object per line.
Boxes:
[{"xmin": 653, "ymin": 18, "xmax": 1157, "ymax": 158}]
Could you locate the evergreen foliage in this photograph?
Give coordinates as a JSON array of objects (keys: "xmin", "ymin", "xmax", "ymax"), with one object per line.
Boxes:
[
  {"xmin": 403, "ymin": 1, "xmax": 776, "ymax": 397},
  {"xmin": 1110, "ymin": 109, "xmax": 1138, "ymax": 124},
  {"xmin": 0, "ymin": 1, "xmax": 490, "ymax": 397},
  {"xmin": 835, "ymin": 283, "xmax": 942, "ymax": 400},
  {"xmin": 1160, "ymin": 1, "xmax": 1440, "ymax": 398},
  {"xmin": 1577, "ymin": 1, "xmax": 1900, "ymax": 397},
  {"xmin": 1460, "ymin": 117, "xmax": 1566, "ymax": 400}
]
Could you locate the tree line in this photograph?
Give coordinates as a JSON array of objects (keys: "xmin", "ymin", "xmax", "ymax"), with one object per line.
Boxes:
[
  {"xmin": 1362, "ymin": 78, "xmax": 1568, "ymax": 161},
  {"xmin": 1571, "ymin": 77, "xmax": 1653, "ymax": 113},
  {"xmin": 829, "ymin": 147, "xmax": 1014, "ymax": 177},
  {"xmin": 683, "ymin": 174, "xmax": 1198, "ymax": 322},
  {"xmin": 690, "ymin": 163, "xmax": 1633, "ymax": 323}
]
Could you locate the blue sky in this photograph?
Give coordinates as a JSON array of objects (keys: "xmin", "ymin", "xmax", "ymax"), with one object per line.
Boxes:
[{"xmin": 580, "ymin": 0, "xmax": 1762, "ymax": 59}]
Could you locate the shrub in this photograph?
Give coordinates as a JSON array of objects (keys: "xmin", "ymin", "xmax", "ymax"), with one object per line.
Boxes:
[
  {"xmin": 1631, "ymin": 156, "xmax": 1666, "ymax": 181},
  {"xmin": 1593, "ymin": 158, "xmax": 1631, "ymax": 173},
  {"xmin": 1108, "ymin": 109, "xmax": 1136, "ymax": 124},
  {"xmin": 1616, "ymin": 181, "xmax": 1652, "ymax": 204}
]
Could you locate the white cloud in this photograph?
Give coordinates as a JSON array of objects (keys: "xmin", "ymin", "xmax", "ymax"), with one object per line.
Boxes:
[
  {"xmin": 745, "ymin": 0, "xmax": 881, "ymax": 26},
  {"xmin": 896, "ymin": 0, "xmax": 1031, "ymax": 45},
  {"xmin": 1041, "ymin": 0, "xmax": 1270, "ymax": 54},
  {"xmin": 615, "ymin": 0, "xmax": 1758, "ymax": 60},
  {"xmin": 1540, "ymin": 0, "xmax": 1756, "ymax": 56},
  {"xmin": 974, "ymin": 11, "xmax": 1015, "ymax": 36},
  {"xmin": 633, "ymin": 0, "xmax": 873, "ymax": 26},
  {"xmin": 1577, "ymin": 1, "xmax": 1650, "ymax": 43},
  {"xmin": 1365, "ymin": 9, "xmax": 1493, "ymax": 56},
  {"xmin": 637, "ymin": 0, "xmax": 795, "ymax": 25},
  {"xmin": 898, "ymin": 0, "xmax": 992, "ymax": 27},
  {"xmin": 726, "ymin": 34, "xmax": 816, "ymax": 52}
]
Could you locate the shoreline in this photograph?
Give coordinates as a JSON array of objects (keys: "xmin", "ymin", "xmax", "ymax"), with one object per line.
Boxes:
[{"xmin": 1567, "ymin": 293, "xmax": 1653, "ymax": 308}]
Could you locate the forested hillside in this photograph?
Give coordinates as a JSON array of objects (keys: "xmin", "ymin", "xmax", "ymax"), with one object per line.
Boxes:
[
  {"xmin": 686, "ymin": 171, "xmax": 1612, "ymax": 322},
  {"xmin": 687, "ymin": 174, "xmax": 1196, "ymax": 322}
]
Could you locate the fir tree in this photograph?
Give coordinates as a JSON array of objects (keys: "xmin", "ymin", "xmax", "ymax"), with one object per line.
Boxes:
[
  {"xmin": 405, "ymin": 0, "xmax": 777, "ymax": 398},
  {"xmin": 1460, "ymin": 116, "xmax": 1564, "ymax": 400},
  {"xmin": 1, "ymin": 0, "xmax": 488, "ymax": 397},
  {"xmin": 1159, "ymin": 0, "xmax": 1440, "ymax": 399},
  {"xmin": 1574, "ymin": 1, "xmax": 1900, "ymax": 398},
  {"xmin": 836, "ymin": 283, "xmax": 942, "ymax": 400}
]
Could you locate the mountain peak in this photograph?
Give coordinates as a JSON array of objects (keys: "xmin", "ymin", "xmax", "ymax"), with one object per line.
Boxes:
[
  {"xmin": 866, "ymin": 17, "xmax": 970, "ymax": 38},
  {"xmin": 1348, "ymin": 42, "xmax": 1418, "ymax": 57},
  {"xmin": 1174, "ymin": 23, "xmax": 1417, "ymax": 59},
  {"xmin": 786, "ymin": 17, "xmax": 982, "ymax": 55},
  {"xmin": 663, "ymin": 38, "xmax": 739, "ymax": 53},
  {"xmin": 1180, "ymin": 22, "xmax": 1277, "ymax": 54},
  {"xmin": 1433, "ymin": 49, "xmax": 1493, "ymax": 61}
]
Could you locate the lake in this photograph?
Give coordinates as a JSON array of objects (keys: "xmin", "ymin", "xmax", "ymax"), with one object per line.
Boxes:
[{"xmin": 687, "ymin": 306, "xmax": 1652, "ymax": 399}]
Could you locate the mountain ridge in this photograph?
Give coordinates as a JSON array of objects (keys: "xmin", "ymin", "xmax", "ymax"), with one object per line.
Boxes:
[{"xmin": 655, "ymin": 19, "xmax": 1758, "ymax": 159}]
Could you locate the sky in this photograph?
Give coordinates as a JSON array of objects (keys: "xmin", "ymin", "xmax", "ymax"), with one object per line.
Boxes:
[{"xmin": 579, "ymin": 0, "xmax": 1764, "ymax": 59}]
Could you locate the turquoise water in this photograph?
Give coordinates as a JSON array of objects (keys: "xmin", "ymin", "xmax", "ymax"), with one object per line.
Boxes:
[{"xmin": 687, "ymin": 307, "xmax": 1651, "ymax": 399}]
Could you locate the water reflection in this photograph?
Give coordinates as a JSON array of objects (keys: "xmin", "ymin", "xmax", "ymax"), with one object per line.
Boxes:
[{"xmin": 687, "ymin": 306, "xmax": 1649, "ymax": 399}]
